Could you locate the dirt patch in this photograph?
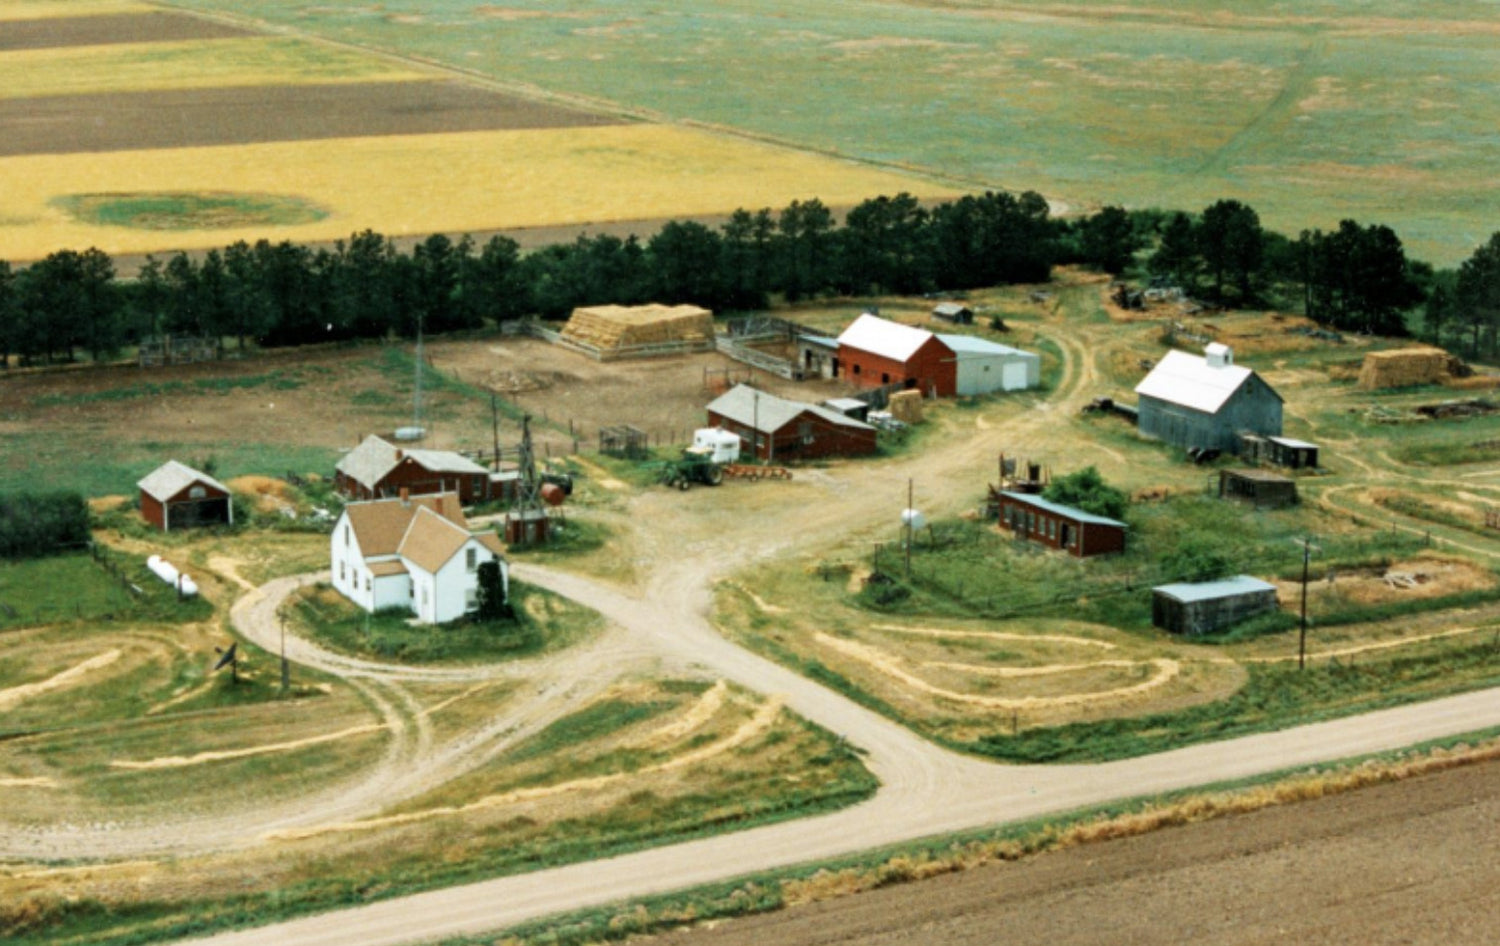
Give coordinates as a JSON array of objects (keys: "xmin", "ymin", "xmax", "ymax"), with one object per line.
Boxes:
[
  {"xmin": 1272, "ymin": 555, "xmax": 1495, "ymax": 609},
  {"xmin": 227, "ymin": 475, "xmax": 295, "ymax": 514},
  {"xmin": 0, "ymin": 81, "xmax": 625, "ymax": 158},
  {"xmin": 428, "ymin": 338, "xmax": 862, "ymax": 452},
  {"xmin": 0, "ymin": 12, "xmax": 251, "ymax": 52}
]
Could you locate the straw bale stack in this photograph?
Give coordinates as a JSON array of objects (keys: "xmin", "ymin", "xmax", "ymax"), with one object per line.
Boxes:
[
  {"xmin": 1357, "ymin": 348, "xmax": 1452, "ymax": 390},
  {"xmin": 560, "ymin": 304, "xmax": 714, "ymax": 351},
  {"xmin": 888, "ymin": 389, "xmax": 925, "ymax": 424}
]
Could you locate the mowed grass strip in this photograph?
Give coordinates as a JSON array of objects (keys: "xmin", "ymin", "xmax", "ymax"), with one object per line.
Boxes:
[
  {"xmin": 0, "ymin": 0, "xmax": 150, "ymax": 20},
  {"xmin": 0, "ymin": 124, "xmax": 962, "ymax": 259},
  {"xmin": 0, "ymin": 37, "xmax": 428, "ymax": 99}
]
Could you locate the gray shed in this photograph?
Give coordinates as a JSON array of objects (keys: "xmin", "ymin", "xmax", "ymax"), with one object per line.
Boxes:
[
  {"xmin": 1134, "ymin": 345, "xmax": 1283, "ymax": 453},
  {"xmin": 1152, "ymin": 575, "xmax": 1279, "ymax": 635}
]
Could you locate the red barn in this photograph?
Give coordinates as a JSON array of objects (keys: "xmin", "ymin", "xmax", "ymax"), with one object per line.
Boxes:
[
  {"xmin": 137, "ymin": 460, "xmax": 234, "ymax": 532},
  {"xmin": 836, "ymin": 313, "xmax": 955, "ymax": 397},
  {"xmin": 705, "ymin": 385, "xmax": 877, "ymax": 461},
  {"xmin": 335, "ymin": 435, "xmax": 494, "ymax": 504},
  {"xmin": 996, "ymin": 491, "xmax": 1126, "ymax": 558}
]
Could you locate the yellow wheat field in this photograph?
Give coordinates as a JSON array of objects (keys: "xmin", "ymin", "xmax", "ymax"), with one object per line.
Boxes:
[
  {"xmin": 0, "ymin": 124, "xmax": 963, "ymax": 260},
  {"xmin": 0, "ymin": 0, "xmax": 149, "ymax": 19},
  {"xmin": 0, "ymin": 38, "xmax": 431, "ymax": 99}
]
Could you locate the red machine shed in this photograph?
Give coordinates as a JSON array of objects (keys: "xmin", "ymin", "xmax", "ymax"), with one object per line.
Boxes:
[
  {"xmin": 705, "ymin": 385, "xmax": 877, "ymax": 461},
  {"xmin": 137, "ymin": 460, "xmax": 234, "ymax": 532}
]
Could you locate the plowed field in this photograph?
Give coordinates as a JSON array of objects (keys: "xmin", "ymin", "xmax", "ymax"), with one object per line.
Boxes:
[{"xmin": 668, "ymin": 758, "xmax": 1500, "ymax": 946}]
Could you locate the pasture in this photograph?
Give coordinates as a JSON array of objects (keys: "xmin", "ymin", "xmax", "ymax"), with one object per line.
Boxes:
[{"xmin": 175, "ymin": 0, "xmax": 1500, "ymax": 265}]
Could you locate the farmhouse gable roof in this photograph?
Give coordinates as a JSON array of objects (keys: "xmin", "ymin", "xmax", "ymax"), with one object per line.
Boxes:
[
  {"xmin": 837, "ymin": 313, "xmax": 937, "ymax": 362},
  {"xmin": 137, "ymin": 460, "xmax": 231, "ymax": 502},
  {"xmin": 343, "ymin": 493, "xmax": 467, "ymax": 557},
  {"xmin": 397, "ymin": 506, "xmax": 474, "ymax": 576},
  {"xmin": 1134, "ymin": 349, "xmax": 1276, "ymax": 415},
  {"xmin": 706, "ymin": 384, "xmax": 874, "ymax": 434}
]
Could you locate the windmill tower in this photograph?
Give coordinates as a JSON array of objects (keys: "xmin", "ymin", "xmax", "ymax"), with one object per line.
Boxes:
[{"xmin": 503, "ymin": 414, "xmax": 552, "ymax": 545}]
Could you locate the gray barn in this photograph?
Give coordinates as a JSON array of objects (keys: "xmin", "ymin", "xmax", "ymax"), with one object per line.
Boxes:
[{"xmin": 1134, "ymin": 344, "xmax": 1283, "ymax": 453}]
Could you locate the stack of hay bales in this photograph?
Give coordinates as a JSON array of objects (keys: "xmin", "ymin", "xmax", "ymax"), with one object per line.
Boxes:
[
  {"xmin": 1357, "ymin": 348, "xmax": 1452, "ymax": 390},
  {"xmin": 560, "ymin": 304, "xmax": 714, "ymax": 355},
  {"xmin": 887, "ymin": 389, "xmax": 925, "ymax": 424}
]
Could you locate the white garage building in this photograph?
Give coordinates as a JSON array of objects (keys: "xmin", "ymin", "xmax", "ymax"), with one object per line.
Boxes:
[{"xmin": 939, "ymin": 334, "xmax": 1041, "ymax": 395}]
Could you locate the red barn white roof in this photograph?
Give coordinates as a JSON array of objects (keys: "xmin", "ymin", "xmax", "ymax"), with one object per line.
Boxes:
[{"xmin": 837, "ymin": 313, "xmax": 935, "ymax": 362}]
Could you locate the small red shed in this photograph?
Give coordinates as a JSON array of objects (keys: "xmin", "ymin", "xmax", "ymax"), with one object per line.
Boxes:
[
  {"xmin": 836, "ymin": 313, "xmax": 956, "ymax": 398},
  {"xmin": 137, "ymin": 460, "xmax": 234, "ymax": 532},
  {"xmin": 996, "ymin": 491, "xmax": 1126, "ymax": 558},
  {"xmin": 335, "ymin": 435, "xmax": 494, "ymax": 504}
]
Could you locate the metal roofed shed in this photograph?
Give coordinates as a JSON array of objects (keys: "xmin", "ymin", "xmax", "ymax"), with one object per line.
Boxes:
[
  {"xmin": 995, "ymin": 491, "xmax": 1126, "ymax": 558},
  {"xmin": 931, "ymin": 302, "xmax": 974, "ymax": 324},
  {"xmin": 705, "ymin": 384, "xmax": 876, "ymax": 461},
  {"xmin": 821, "ymin": 397, "xmax": 871, "ymax": 422},
  {"xmin": 937, "ymin": 334, "xmax": 1040, "ymax": 394},
  {"xmin": 1218, "ymin": 468, "xmax": 1298, "ymax": 509},
  {"xmin": 1152, "ymin": 575, "xmax": 1279, "ymax": 635},
  {"xmin": 137, "ymin": 460, "xmax": 234, "ymax": 532}
]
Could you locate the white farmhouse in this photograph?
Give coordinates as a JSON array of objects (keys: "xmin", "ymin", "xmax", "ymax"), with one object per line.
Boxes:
[{"xmin": 330, "ymin": 491, "xmax": 508, "ymax": 624}]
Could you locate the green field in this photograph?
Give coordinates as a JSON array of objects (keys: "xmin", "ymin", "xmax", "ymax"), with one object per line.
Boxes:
[{"xmin": 176, "ymin": 0, "xmax": 1500, "ymax": 265}]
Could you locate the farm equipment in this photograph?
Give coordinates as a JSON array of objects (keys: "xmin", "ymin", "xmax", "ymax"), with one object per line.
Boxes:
[{"xmin": 656, "ymin": 427, "xmax": 792, "ymax": 490}]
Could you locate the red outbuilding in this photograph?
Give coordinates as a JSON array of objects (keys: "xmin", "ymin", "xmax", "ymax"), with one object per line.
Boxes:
[
  {"xmin": 335, "ymin": 435, "xmax": 495, "ymax": 505},
  {"xmin": 137, "ymin": 460, "xmax": 234, "ymax": 532},
  {"xmin": 996, "ymin": 491, "xmax": 1126, "ymax": 558},
  {"xmin": 836, "ymin": 313, "xmax": 956, "ymax": 398},
  {"xmin": 705, "ymin": 385, "xmax": 877, "ymax": 462}
]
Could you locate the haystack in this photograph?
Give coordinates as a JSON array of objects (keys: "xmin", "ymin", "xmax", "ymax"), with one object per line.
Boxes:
[
  {"xmin": 887, "ymin": 389, "xmax": 925, "ymax": 424},
  {"xmin": 1357, "ymin": 348, "xmax": 1453, "ymax": 390},
  {"xmin": 560, "ymin": 304, "xmax": 714, "ymax": 352}
]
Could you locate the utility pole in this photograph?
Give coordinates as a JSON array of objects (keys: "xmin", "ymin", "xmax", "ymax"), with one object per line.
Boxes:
[
  {"xmin": 1293, "ymin": 536, "xmax": 1320, "ymax": 670},
  {"xmin": 905, "ymin": 478, "xmax": 914, "ymax": 579},
  {"xmin": 280, "ymin": 613, "xmax": 289, "ymax": 694},
  {"xmin": 490, "ymin": 390, "xmax": 501, "ymax": 470}
]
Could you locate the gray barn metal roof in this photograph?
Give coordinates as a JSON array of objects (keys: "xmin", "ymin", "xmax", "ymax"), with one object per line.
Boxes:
[
  {"xmin": 936, "ymin": 334, "xmax": 1037, "ymax": 360},
  {"xmin": 1153, "ymin": 574, "xmax": 1277, "ymax": 604},
  {"xmin": 1134, "ymin": 349, "xmax": 1275, "ymax": 414}
]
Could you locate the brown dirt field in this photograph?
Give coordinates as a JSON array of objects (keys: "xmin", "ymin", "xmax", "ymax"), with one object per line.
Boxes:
[
  {"xmin": 427, "ymin": 337, "xmax": 863, "ymax": 450},
  {"xmin": 664, "ymin": 757, "xmax": 1500, "ymax": 946},
  {"xmin": 0, "ymin": 80, "xmax": 624, "ymax": 157},
  {"xmin": 0, "ymin": 11, "xmax": 251, "ymax": 51}
]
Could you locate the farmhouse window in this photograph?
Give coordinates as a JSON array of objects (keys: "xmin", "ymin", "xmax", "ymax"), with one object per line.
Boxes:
[
  {"xmin": 340, "ymin": 562, "xmax": 346, "ymax": 582},
  {"xmin": 799, "ymin": 421, "xmax": 813, "ymax": 444},
  {"xmin": 365, "ymin": 575, "xmax": 371, "ymax": 591},
  {"xmin": 1048, "ymin": 520, "xmax": 1056, "ymax": 540},
  {"xmin": 465, "ymin": 588, "xmax": 477, "ymax": 610},
  {"xmin": 344, "ymin": 525, "xmax": 351, "ymax": 548},
  {"xmin": 853, "ymin": 364, "xmax": 862, "ymax": 376},
  {"xmin": 466, "ymin": 548, "xmax": 477, "ymax": 572}
]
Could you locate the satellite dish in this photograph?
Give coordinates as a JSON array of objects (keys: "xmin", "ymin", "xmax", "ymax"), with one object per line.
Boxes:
[{"xmin": 213, "ymin": 643, "xmax": 239, "ymax": 683}]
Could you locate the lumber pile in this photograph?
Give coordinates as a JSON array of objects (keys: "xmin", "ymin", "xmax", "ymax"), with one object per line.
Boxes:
[
  {"xmin": 1357, "ymin": 347, "xmax": 1454, "ymax": 390},
  {"xmin": 887, "ymin": 389, "xmax": 925, "ymax": 424},
  {"xmin": 560, "ymin": 304, "xmax": 714, "ymax": 352}
]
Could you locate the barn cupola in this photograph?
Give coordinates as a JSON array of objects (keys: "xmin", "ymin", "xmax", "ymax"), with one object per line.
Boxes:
[{"xmin": 1204, "ymin": 342, "xmax": 1233, "ymax": 368}]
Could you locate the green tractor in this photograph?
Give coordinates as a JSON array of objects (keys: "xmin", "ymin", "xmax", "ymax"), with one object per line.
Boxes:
[{"xmin": 659, "ymin": 445, "xmax": 725, "ymax": 490}]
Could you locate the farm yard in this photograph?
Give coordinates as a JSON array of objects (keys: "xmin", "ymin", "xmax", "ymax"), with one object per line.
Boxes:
[
  {"xmin": 6, "ymin": 269, "xmax": 1500, "ymax": 944},
  {"xmin": 6, "ymin": 1, "xmax": 1500, "ymax": 943},
  {"xmin": 0, "ymin": 1, "xmax": 956, "ymax": 261}
]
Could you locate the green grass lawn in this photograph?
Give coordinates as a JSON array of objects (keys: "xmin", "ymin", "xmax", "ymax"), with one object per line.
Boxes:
[
  {"xmin": 288, "ymin": 580, "xmax": 601, "ymax": 664},
  {"xmin": 0, "ymin": 551, "xmax": 210, "ymax": 632},
  {"xmin": 183, "ymin": 0, "xmax": 1500, "ymax": 265}
]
